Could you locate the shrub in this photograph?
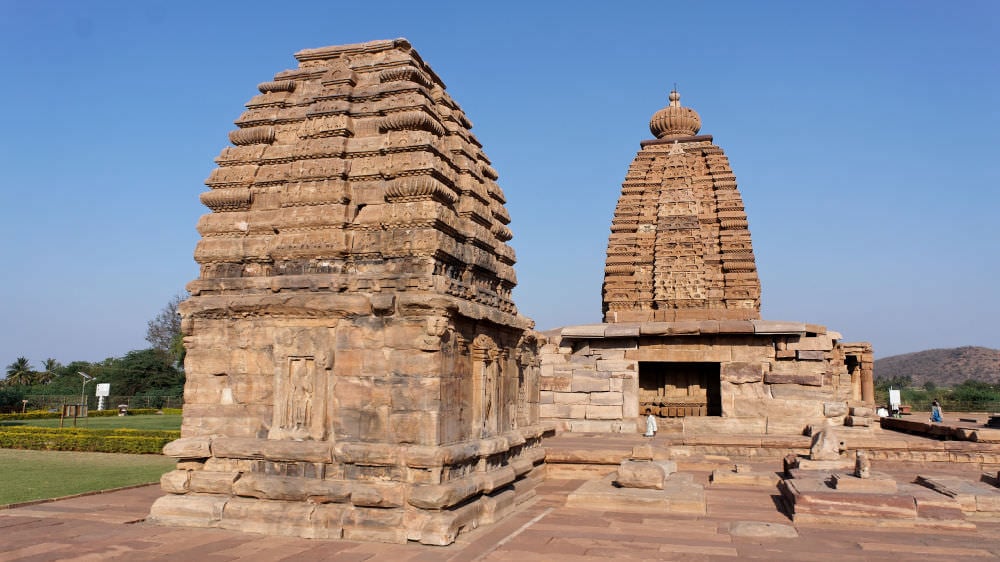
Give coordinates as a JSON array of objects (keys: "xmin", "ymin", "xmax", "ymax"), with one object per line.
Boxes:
[{"xmin": 0, "ymin": 426, "xmax": 180, "ymax": 454}]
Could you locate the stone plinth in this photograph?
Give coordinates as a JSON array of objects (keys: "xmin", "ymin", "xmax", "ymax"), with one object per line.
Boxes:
[
  {"xmin": 566, "ymin": 472, "xmax": 706, "ymax": 514},
  {"xmin": 831, "ymin": 472, "xmax": 898, "ymax": 493},
  {"xmin": 710, "ymin": 468, "xmax": 780, "ymax": 488},
  {"xmin": 780, "ymin": 475, "xmax": 972, "ymax": 530},
  {"xmin": 916, "ymin": 476, "xmax": 1000, "ymax": 514}
]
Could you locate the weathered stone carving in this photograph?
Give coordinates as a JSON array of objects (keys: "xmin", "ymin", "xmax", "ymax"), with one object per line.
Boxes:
[
  {"xmin": 602, "ymin": 90, "xmax": 760, "ymax": 323},
  {"xmin": 540, "ymin": 93, "xmax": 874, "ymax": 435},
  {"xmin": 150, "ymin": 38, "xmax": 551, "ymax": 546}
]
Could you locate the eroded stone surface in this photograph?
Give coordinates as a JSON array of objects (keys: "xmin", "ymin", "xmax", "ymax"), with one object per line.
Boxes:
[{"xmin": 152, "ymin": 38, "xmax": 552, "ymax": 546}]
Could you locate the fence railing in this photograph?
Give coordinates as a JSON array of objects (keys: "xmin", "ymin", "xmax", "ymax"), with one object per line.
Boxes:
[{"xmin": 16, "ymin": 394, "xmax": 183, "ymax": 412}]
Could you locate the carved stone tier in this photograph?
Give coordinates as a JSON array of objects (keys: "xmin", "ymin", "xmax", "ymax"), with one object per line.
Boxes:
[
  {"xmin": 150, "ymin": 39, "xmax": 553, "ymax": 546},
  {"xmin": 603, "ymin": 92, "xmax": 761, "ymax": 323}
]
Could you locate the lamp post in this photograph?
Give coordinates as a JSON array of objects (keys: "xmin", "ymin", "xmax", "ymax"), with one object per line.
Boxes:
[{"xmin": 78, "ymin": 371, "xmax": 93, "ymax": 410}]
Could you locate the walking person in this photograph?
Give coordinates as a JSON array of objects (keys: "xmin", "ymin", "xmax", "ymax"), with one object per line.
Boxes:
[{"xmin": 930, "ymin": 399, "xmax": 943, "ymax": 423}]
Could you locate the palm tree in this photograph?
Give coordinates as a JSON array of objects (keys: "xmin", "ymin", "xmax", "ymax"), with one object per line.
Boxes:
[
  {"xmin": 5, "ymin": 357, "xmax": 35, "ymax": 387},
  {"xmin": 36, "ymin": 358, "xmax": 61, "ymax": 384}
]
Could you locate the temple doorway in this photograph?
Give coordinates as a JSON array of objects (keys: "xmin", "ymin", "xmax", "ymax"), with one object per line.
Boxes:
[{"xmin": 639, "ymin": 362, "xmax": 721, "ymax": 417}]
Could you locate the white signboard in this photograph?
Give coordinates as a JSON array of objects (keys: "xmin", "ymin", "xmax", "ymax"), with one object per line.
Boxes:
[
  {"xmin": 95, "ymin": 383, "xmax": 111, "ymax": 397},
  {"xmin": 888, "ymin": 389, "xmax": 901, "ymax": 408}
]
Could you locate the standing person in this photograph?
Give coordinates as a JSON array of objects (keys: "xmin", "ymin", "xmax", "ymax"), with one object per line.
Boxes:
[
  {"xmin": 930, "ymin": 399, "xmax": 943, "ymax": 423},
  {"xmin": 644, "ymin": 408, "xmax": 658, "ymax": 437}
]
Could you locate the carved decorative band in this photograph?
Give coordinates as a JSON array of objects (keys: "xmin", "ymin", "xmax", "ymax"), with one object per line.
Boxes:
[
  {"xmin": 377, "ymin": 111, "xmax": 445, "ymax": 136},
  {"xmin": 229, "ymin": 126, "xmax": 276, "ymax": 146},
  {"xmin": 257, "ymin": 80, "xmax": 296, "ymax": 93},
  {"xmin": 719, "ymin": 219, "xmax": 749, "ymax": 230},
  {"xmin": 492, "ymin": 206, "xmax": 511, "ymax": 224},
  {"xmin": 377, "ymin": 67, "xmax": 432, "ymax": 88},
  {"xmin": 200, "ymin": 188, "xmax": 252, "ymax": 212},
  {"xmin": 492, "ymin": 223, "xmax": 513, "ymax": 242},
  {"xmin": 384, "ymin": 177, "xmax": 457, "ymax": 204},
  {"xmin": 481, "ymin": 164, "xmax": 499, "ymax": 180},
  {"xmin": 605, "ymin": 264, "xmax": 635, "ymax": 275},
  {"xmin": 722, "ymin": 260, "xmax": 756, "ymax": 272}
]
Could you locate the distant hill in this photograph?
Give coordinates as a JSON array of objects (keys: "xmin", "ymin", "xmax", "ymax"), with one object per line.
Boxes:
[{"xmin": 874, "ymin": 346, "xmax": 1000, "ymax": 387}]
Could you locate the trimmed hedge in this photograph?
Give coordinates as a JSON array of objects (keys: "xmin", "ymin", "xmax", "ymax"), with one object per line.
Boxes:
[
  {"xmin": 0, "ymin": 408, "xmax": 164, "ymax": 421},
  {"xmin": 0, "ymin": 426, "xmax": 180, "ymax": 454}
]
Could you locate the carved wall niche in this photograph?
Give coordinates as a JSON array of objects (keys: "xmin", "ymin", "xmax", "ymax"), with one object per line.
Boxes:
[
  {"xmin": 269, "ymin": 326, "xmax": 334, "ymax": 440},
  {"xmin": 471, "ymin": 334, "xmax": 503, "ymax": 438}
]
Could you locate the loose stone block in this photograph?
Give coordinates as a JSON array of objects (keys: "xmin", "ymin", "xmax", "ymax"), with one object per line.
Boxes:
[
  {"xmin": 163, "ymin": 436, "xmax": 212, "ymax": 459},
  {"xmin": 614, "ymin": 459, "xmax": 677, "ymax": 489}
]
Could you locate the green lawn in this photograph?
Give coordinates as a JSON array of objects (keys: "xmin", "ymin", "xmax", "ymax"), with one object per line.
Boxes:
[
  {"xmin": 0, "ymin": 414, "xmax": 182, "ymax": 431},
  {"xmin": 0, "ymin": 449, "xmax": 175, "ymax": 505}
]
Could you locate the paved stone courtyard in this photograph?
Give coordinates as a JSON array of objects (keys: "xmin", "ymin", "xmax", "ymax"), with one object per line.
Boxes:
[{"xmin": 4, "ymin": 443, "xmax": 1000, "ymax": 561}]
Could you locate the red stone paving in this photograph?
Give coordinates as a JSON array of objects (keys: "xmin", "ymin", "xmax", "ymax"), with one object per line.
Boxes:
[{"xmin": 3, "ymin": 454, "xmax": 1000, "ymax": 561}]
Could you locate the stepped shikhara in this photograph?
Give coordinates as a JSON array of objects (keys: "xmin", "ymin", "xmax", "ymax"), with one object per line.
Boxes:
[
  {"xmin": 603, "ymin": 90, "xmax": 760, "ymax": 322},
  {"xmin": 149, "ymin": 39, "xmax": 551, "ymax": 545},
  {"xmin": 538, "ymin": 91, "xmax": 874, "ymax": 435}
]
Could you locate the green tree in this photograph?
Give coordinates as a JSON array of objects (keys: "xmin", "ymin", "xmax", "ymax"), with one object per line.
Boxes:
[
  {"xmin": 0, "ymin": 386, "xmax": 25, "ymax": 412},
  {"xmin": 105, "ymin": 349, "xmax": 184, "ymax": 396},
  {"xmin": 34, "ymin": 358, "xmax": 62, "ymax": 385},
  {"xmin": 146, "ymin": 294, "xmax": 186, "ymax": 366},
  {"xmin": 4, "ymin": 357, "xmax": 35, "ymax": 387}
]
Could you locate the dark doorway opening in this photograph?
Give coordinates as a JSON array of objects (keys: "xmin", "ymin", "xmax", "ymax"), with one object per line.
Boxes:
[{"xmin": 639, "ymin": 362, "xmax": 721, "ymax": 417}]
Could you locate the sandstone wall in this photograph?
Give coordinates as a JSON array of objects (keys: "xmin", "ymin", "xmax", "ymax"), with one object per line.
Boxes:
[{"xmin": 539, "ymin": 320, "xmax": 874, "ymax": 435}]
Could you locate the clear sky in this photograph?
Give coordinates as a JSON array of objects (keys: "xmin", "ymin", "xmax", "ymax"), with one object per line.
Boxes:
[{"xmin": 1, "ymin": 0, "xmax": 997, "ymax": 367}]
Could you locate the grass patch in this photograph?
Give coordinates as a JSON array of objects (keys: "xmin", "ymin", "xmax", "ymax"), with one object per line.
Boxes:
[
  {"xmin": 0, "ymin": 414, "xmax": 181, "ymax": 431},
  {"xmin": 0, "ymin": 449, "xmax": 175, "ymax": 505}
]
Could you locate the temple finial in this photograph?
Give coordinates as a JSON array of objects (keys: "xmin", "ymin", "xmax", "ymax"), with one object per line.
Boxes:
[{"xmin": 650, "ymin": 86, "xmax": 700, "ymax": 138}]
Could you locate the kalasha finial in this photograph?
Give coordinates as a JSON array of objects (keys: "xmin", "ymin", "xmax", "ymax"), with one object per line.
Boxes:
[{"xmin": 649, "ymin": 87, "xmax": 701, "ymax": 139}]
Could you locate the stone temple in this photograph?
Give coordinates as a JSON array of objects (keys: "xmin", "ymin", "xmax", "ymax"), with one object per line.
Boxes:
[
  {"xmin": 537, "ymin": 90, "xmax": 874, "ymax": 435},
  {"xmin": 149, "ymin": 39, "xmax": 551, "ymax": 545},
  {"xmin": 151, "ymin": 38, "xmax": 874, "ymax": 545}
]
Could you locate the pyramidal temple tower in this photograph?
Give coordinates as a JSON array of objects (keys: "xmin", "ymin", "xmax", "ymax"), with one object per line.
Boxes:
[
  {"xmin": 603, "ymin": 90, "xmax": 760, "ymax": 322},
  {"xmin": 538, "ymin": 91, "xmax": 874, "ymax": 435},
  {"xmin": 150, "ymin": 39, "xmax": 551, "ymax": 545}
]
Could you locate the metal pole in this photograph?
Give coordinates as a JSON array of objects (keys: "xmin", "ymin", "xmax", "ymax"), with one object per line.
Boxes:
[{"xmin": 78, "ymin": 372, "xmax": 92, "ymax": 414}]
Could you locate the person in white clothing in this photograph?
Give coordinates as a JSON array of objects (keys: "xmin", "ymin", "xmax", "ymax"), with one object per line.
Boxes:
[{"xmin": 644, "ymin": 408, "xmax": 657, "ymax": 437}]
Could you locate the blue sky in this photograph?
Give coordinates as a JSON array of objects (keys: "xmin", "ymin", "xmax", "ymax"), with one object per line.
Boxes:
[{"xmin": 1, "ymin": 0, "xmax": 997, "ymax": 367}]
